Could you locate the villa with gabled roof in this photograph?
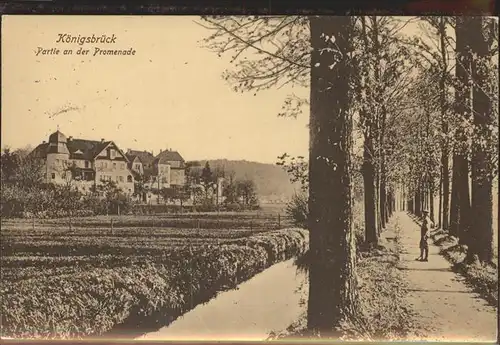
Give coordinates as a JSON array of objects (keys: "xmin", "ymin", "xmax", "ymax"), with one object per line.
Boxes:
[{"xmin": 30, "ymin": 130, "xmax": 135, "ymax": 194}]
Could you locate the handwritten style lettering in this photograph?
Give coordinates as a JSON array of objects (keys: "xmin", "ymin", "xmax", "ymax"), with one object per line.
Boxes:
[{"xmin": 56, "ymin": 34, "xmax": 117, "ymax": 45}]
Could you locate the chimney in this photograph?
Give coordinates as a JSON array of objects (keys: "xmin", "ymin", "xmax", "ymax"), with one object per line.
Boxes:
[
  {"xmin": 101, "ymin": 138, "xmax": 105, "ymax": 143},
  {"xmin": 68, "ymin": 136, "xmax": 73, "ymax": 141},
  {"xmin": 42, "ymin": 141, "xmax": 46, "ymax": 144},
  {"xmin": 160, "ymin": 149, "xmax": 163, "ymax": 153}
]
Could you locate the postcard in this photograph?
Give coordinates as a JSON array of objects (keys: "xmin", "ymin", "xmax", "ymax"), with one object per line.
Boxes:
[{"xmin": 1, "ymin": 14, "xmax": 498, "ymax": 342}]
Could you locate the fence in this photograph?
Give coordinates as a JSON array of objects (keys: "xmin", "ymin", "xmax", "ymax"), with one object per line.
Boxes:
[{"xmin": 2, "ymin": 210, "xmax": 297, "ymax": 232}]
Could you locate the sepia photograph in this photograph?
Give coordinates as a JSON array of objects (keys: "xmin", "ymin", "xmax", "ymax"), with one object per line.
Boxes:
[{"xmin": 0, "ymin": 14, "xmax": 498, "ymax": 342}]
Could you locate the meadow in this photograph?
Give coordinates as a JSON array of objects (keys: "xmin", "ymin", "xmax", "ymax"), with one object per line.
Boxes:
[{"xmin": 0, "ymin": 209, "xmax": 308, "ymax": 339}]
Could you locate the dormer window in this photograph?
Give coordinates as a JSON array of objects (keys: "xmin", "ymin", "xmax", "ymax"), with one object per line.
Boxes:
[
  {"xmin": 74, "ymin": 149, "xmax": 83, "ymax": 155},
  {"xmin": 110, "ymin": 149, "xmax": 116, "ymax": 159}
]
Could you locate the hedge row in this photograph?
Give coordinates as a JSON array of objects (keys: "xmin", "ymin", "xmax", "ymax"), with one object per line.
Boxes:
[{"xmin": 0, "ymin": 228, "xmax": 309, "ymax": 339}]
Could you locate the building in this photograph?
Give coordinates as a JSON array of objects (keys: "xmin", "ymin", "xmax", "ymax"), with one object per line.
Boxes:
[
  {"xmin": 153, "ymin": 149, "xmax": 186, "ymax": 187},
  {"xmin": 30, "ymin": 130, "xmax": 135, "ymax": 194},
  {"xmin": 126, "ymin": 148, "xmax": 186, "ymax": 189}
]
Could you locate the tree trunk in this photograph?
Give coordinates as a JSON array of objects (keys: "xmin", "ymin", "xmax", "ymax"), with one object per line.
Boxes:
[
  {"xmin": 450, "ymin": 154, "xmax": 460, "ymax": 236},
  {"xmin": 457, "ymin": 155, "xmax": 471, "ymax": 245},
  {"xmin": 415, "ymin": 188, "xmax": 421, "ymax": 217},
  {"xmin": 420, "ymin": 185, "xmax": 425, "ymax": 213},
  {"xmin": 362, "ymin": 139, "xmax": 378, "ymax": 245},
  {"xmin": 440, "ymin": 94, "xmax": 450, "ymax": 231},
  {"xmin": 429, "ymin": 183, "xmax": 435, "ymax": 223},
  {"xmin": 439, "ymin": 17, "xmax": 450, "ymax": 231},
  {"xmin": 454, "ymin": 16, "xmax": 473, "ymax": 247},
  {"xmin": 375, "ymin": 173, "xmax": 382, "ymax": 234},
  {"xmin": 372, "ymin": 17, "xmax": 387, "ymax": 232},
  {"xmin": 380, "ymin": 178, "xmax": 387, "ymax": 229},
  {"xmin": 307, "ymin": 16, "xmax": 358, "ymax": 334},
  {"xmin": 359, "ymin": 16, "xmax": 378, "ymax": 245},
  {"xmin": 402, "ymin": 184, "xmax": 406, "ymax": 211},
  {"xmin": 387, "ymin": 190, "xmax": 391, "ymax": 216},
  {"xmin": 438, "ymin": 166, "xmax": 443, "ymax": 228},
  {"xmin": 467, "ymin": 16, "xmax": 494, "ymax": 263}
]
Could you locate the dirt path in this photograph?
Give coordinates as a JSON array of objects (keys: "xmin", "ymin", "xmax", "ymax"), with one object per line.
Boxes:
[
  {"xmin": 396, "ymin": 212, "xmax": 497, "ymax": 342},
  {"xmin": 137, "ymin": 258, "xmax": 308, "ymax": 341}
]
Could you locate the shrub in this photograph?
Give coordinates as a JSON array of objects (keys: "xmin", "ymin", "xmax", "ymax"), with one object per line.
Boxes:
[{"xmin": 285, "ymin": 192, "xmax": 308, "ymax": 229}]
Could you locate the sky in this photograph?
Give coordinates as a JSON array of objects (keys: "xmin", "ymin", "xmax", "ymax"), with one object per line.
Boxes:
[
  {"xmin": 4, "ymin": 16, "xmax": 485, "ymax": 164},
  {"xmin": 1, "ymin": 15, "xmax": 309, "ymax": 164}
]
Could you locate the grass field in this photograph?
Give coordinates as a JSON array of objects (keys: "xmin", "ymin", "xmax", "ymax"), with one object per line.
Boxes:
[{"xmin": 0, "ymin": 211, "xmax": 307, "ymax": 339}]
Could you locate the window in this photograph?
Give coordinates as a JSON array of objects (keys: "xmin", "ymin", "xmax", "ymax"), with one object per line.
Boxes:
[
  {"xmin": 121, "ymin": 163, "xmax": 125, "ymax": 170},
  {"xmin": 85, "ymin": 161, "xmax": 89, "ymax": 168},
  {"xmin": 119, "ymin": 176, "xmax": 124, "ymax": 182},
  {"xmin": 135, "ymin": 163, "xmax": 141, "ymax": 171},
  {"xmin": 127, "ymin": 175, "xmax": 133, "ymax": 183},
  {"xmin": 104, "ymin": 162, "xmax": 108, "ymax": 169},
  {"xmin": 110, "ymin": 149, "xmax": 116, "ymax": 159},
  {"xmin": 113, "ymin": 162, "xmax": 117, "ymax": 169},
  {"xmin": 162, "ymin": 177, "xmax": 167, "ymax": 183},
  {"xmin": 51, "ymin": 173, "xmax": 56, "ymax": 179}
]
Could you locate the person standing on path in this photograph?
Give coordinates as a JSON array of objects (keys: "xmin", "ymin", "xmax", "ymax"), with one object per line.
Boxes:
[{"xmin": 416, "ymin": 209, "xmax": 434, "ymax": 262}]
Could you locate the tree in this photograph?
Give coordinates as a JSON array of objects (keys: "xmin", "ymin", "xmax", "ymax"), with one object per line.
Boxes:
[
  {"xmin": 353, "ymin": 17, "xmax": 417, "ymax": 243},
  {"xmin": 222, "ymin": 171, "xmax": 238, "ymax": 204},
  {"xmin": 437, "ymin": 17, "xmax": 451, "ymax": 232},
  {"xmin": 15, "ymin": 154, "xmax": 44, "ymax": 188},
  {"xmin": 95, "ymin": 180, "xmax": 129, "ymax": 215},
  {"xmin": 467, "ymin": 16, "xmax": 498, "ymax": 264},
  {"xmin": 200, "ymin": 161, "xmax": 217, "ymax": 200},
  {"xmin": 133, "ymin": 174, "xmax": 148, "ymax": 203},
  {"xmin": 357, "ymin": 17, "xmax": 378, "ymax": 245},
  {"xmin": 276, "ymin": 153, "xmax": 309, "ymax": 192},
  {"xmin": 161, "ymin": 187, "xmax": 176, "ymax": 204},
  {"xmin": 175, "ymin": 184, "xmax": 191, "ymax": 209},
  {"xmin": 0, "ymin": 148, "xmax": 44, "ymax": 188},
  {"xmin": 161, "ymin": 185, "xmax": 191, "ymax": 207},
  {"xmin": 306, "ymin": 16, "xmax": 358, "ymax": 334},
  {"xmin": 1, "ymin": 148, "xmax": 20, "ymax": 185},
  {"xmin": 236, "ymin": 179, "xmax": 259, "ymax": 207},
  {"xmin": 398, "ymin": 18, "xmax": 455, "ymax": 227},
  {"xmin": 450, "ymin": 16, "xmax": 473, "ymax": 244}
]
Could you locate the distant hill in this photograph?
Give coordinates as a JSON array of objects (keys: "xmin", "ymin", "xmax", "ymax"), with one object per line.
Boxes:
[{"xmin": 192, "ymin": 159, "xmax": 300, "ymax": 202}]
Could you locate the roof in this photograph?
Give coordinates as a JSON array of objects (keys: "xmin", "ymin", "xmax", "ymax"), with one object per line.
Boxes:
[
  {"xmin": 67, "ymin": 139, "xmax": 111, "ymax": 160},
  {"xmin": 48, "ymin": 130, "xmax": 67, "ymax": 143},
  {"xmin": 126, "ymin": 150, "xmax": 155, "ymax": 166},
  {"xmin": 154, "ymin": 150, "xmax": 185, "ymax": 166},
  {"xmin": 30, "ymin": 143, "xmax": 49, "ymax": 159},
  {"xmin": 30, "ymin": 138, "xmax": 126, "ymax": 161}
]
